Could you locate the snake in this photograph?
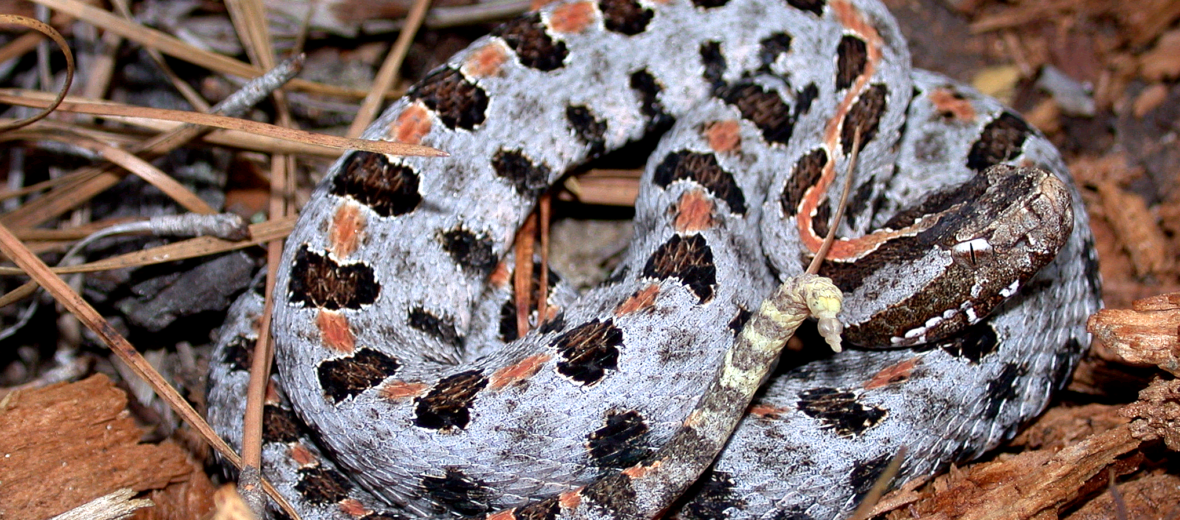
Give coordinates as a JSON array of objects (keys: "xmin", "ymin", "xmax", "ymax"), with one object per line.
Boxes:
[{"xmin": 205, "ymin": 0, "xmax": 1103, "ymax": 518}]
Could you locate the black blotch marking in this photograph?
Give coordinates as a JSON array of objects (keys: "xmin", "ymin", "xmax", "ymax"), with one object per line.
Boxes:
[
  {"xmin": 491, "ymin": 13, "xmax": 567, "ymax": 71},
  {"xmin": 642, "ymin": 234, "xmax": 717, "ymax": 303},
  {"xmin": 552, "ymin": 319, "xmax": 624, "ymax": 385},
  {"xmin": 720, "ymin": 82, "xmax": 795, "ymax": 145},
  {"xmin": 770, "ymin": 507, "xmax": 816, "ymax": 520},
  {"xmin": 331, "ymin": 152, "xmax": 422, "ymax": 217},
  {"xmin": 408, "ymin": 68, "xmax": 488, "ymax": 130},
  {"xmin": 223, "ymin": 334, "xmax": 253, "ymax": 372},
  {"xmin": 653, "ymin": 151, "xmax": 747, "ymax": 214},
  {"xmin": 587, "ymin": 409, "xmax": 652, "ymax": 469},
  {"xmin": 498, "ymin": 262, "xmax": 563, "ymax": 342},
  {"xmin": 758, "ymin": 33, "xmax": 792, "ymax": 71},
  {"xmin": 796, "ymin": 387, "xmax": 886, "ymax": 437},
  {"xmin": 492, "ymin": 149, "xmax": 551, "ymax": 197},
  {"xmin": 567, "ymin": 105, "xmax": 607, "ymax": 158},
  {"xmin": 318, "ymin": 348, "xmax": 402, "ymax": 404},
  {"xmin": 967, "ymin": 112, "xmax": 1032, "ymax": 172},
  {"xmin": 516, "ymin": 497, "xmax": 560, "ymax": 520},
  {"xmin": 835, "ymin": 36, "xmax": 868, "ymax": 91},
  {"xmin": 360, "ymin": 513, "xmax": 409, "ymax": 520},
  {"xmin": 439, "ymin": 227, "xmax": 497, "ymax": 276},
  {"xmin": 797, "ymin": 83, "xmax": 818, "ymax": 116},
  {"xmin": 581, "ymin": 474, "xmax": 640, "ymax": 518},
  {"xmin": 288, "ymin": 246, "xmax": 378, "ymax": 310},
  {"xmin": 983, "ymin": 363, "xmax": 1023, "ymax": 420},
  {"xmin": 728, "ymin": 307, "xmax": 752, "ymax": 334},
  {"xmin": 841, "ymin": 84, "xmax": 887, "ymax": 154},
  {"xmin": 787, "ymin": 0, "xmax": 825, "ymax": 15},
  {"xmin": 295, "ymin": 466, "xmax": 351, "ymax": 505},
  {"xmin": 1050, "ymin": 338, "xmax": 1083, "ymax": 390},
  {"xmin": 262, "ymin": 405, "xmax": 303, "ymax": 444},
  {"xmin": 599, "ymin": 0, "xmax": 653, "ymax": 35},
  {"xmin": 812, "ymin": 198, "xmax": 832, "ymax": 239},
  {"xmin": 677, "ymin": 471, "xmax": 747, "ymax": 520},
  {"xmin": 409, "ymin": 307, "xmax": 462, "ymax": 348},
  {"xmin": 781, "ymin": 148, "xmax": 829, "ymax": 217},
  {"xmin": 630, "ymin": 69, "xmax": 672, "ymax": 131},
  {"xmin": 939, "ymin": 322, "xmax": 1000, "ymax": 363},
  {"xmin": 420, "ymin": 467, "xmax": 492, "ymax": 516},
  {"xmin": 848, "ymin": 453, "xmax": 893, "ymax": 501},
  {"xmin": 539, "ymin": 312, "xmax": 565, "ymax": 334},
  {"xmin": 692, "ymin": 0, "xmax": 729, "ymax": 7},
  {"xmin": 700, "ymin": 41, "xmax": 726, "ymax": 92},
  {"xmin": 414, "ymin": 370, "xmax": 488, "ymax": 430},
  {"xmin": 845, "ymin": 176, "xmax": 876, "ymax": 228}
]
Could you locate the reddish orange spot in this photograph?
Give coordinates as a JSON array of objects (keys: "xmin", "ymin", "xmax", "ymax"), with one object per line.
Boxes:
[
  {"xmin": 929, "ymin": 89, "xmax": 976, "ymax": 121},
  {"xmin": 290, "ymin": 444, "xmax": 316, "ymax": 465},
  {"xmin": 615, "ymin": 285, "xmax": 659, "ymax": 316},
  {"xmin": 549, "ymin": 2, "xmax": 597, "ymax": 34},
  {"xmin": 490, "ymin": 354, "xmax": 552, "ymax": 390},
  {"xmin": 674, "ymin": 189, "xmax": 716, "ymax": 232},
  {"xmin": 622, "ymin": 459, "xmax": 662, "ymax": 478},
  {"xmin": 316, "ymin": 310, "xmax": 355, "ymax": 353},
  {"xmin": 381, "ymin": 380, "xmax": 429, "ymax": 400},
  {"xmin": 704, "ymin": 120, "xmax": 742, "ymax": 153},
  {"xmin": 486, "ymin": 511, "xmax": 518, "ymax": 520},
  {"xmin": 559, "ymin": 489, "xmax": 583, "ymax": 509},
  {"xmin": 339, "ymin": 499, "xmax": 366, "ymax": 516},
  {"xmin": 463, "ymin": 42, "xmax": 509, "ymax": 78},
  {"xmin": 748, "ymin": 404, "xmax": 789, "ymax": 419},
  {"xmin": 330, "ymin": 202, "xmax": 366, "ymax": 259},
  {"xmin": 490, "ymin": 260, "xmax": 512, "ymax": 288},
  {"xmin": 864, "ymin": 357, "xmax": 921, "ymax": 390},
  {"xmin": 391, "ymin": 104, "xmax": 432, "ymax": 145}
]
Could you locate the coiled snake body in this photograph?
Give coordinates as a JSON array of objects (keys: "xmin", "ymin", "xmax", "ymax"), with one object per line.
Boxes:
[{"xmin": 207, "ymin": 0, "xmax": 1103, "ymax": 518}]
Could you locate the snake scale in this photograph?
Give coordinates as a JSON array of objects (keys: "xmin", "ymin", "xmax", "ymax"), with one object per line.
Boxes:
[{"xmin": 206, "ymin": 0, "xmax": 1103, "ymax": 518}]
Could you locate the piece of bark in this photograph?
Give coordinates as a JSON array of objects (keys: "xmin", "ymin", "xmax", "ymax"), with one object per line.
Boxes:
[
  {"xmin": 1065, "ymin": 472, "xmax": 1180, "ymax": 520},
  {"xmin": 0, "ymin": 375, "xmax": 193, "ymax": 520},
  {"xmin": 1088, "ymin": 292, "xmax": 1180, "ymax": 376},
  {"xmin": 1123, "ymin": 377, "xmax": 1180, "ymax": 452}
]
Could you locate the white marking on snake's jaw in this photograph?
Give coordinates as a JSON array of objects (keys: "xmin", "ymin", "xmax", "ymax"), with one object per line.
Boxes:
[
  {"xmin": 999, "ymin": 279, "xmax": 1021, "ymax": 298},
  {"xmin": 950, "ymin": 238, "xmax": 992, "ymax": 267}
]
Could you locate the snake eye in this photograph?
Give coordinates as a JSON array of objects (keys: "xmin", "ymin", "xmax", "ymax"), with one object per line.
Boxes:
[{"xmin": 950, "ymin": 238, "xmax": 993, "ymax": 267}]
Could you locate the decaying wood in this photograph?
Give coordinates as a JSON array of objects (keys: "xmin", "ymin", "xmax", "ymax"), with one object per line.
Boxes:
[{"xmin": 1088, "ymin": 292, "xmax": 1180, "ymax": 376}]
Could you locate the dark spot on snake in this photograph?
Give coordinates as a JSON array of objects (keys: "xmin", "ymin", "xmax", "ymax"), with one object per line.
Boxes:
[
  {"xmin": 983, "ymin": 363, "xmax": 1024, "ymax": 420},
  {"xmin": 539, "ymin": 312, "xmax": 565, "ymax": 334},
  {"xmin": 758, "ymin": 33, "xmax": 792, "ymax": 71},
  {"xmin": 692, "ymin": 0, "xmax": 728, "ymax": 7},
  {"xmin": 630, "ymin": 69, "xmax": 673, "ymax": 131},
  {"xmin": 516, "ymin": 497, "xmax": 560, "ymax": 520},
  {"xmin": 1051, "ymin": 338, "xmax": 1083, "ymax": 390},
  {"xmin": 567, "ymin": 105, "xmax": 607, "ymax": 158},
  {"xmin": 786, "ymin": 0, "xmax": 824, "ymax": 15},
  {"xmin": 492, "ymin": 149, "xmax": 551, "ymax": 197},
  {"xmin": 967, "ymin": 112, "xmax": 1032, "ymax": 172},
  {"xmin": 811, "ymin": 198, "xmax": 832, "ymax": 239},
  {"xmin": 331, "ymin": 152, "xmax": 422, "ymax": 217},
  {"xmin": 409, "ymin": 307, "xmax": 462, "ymax": 349},
  {"xmin": 781, "ymin": 148, "xmax": 828, "ymax": 217},
  {"xmin": 408, "ymin": 67, "xmax": 488, "ymax": 130},
  {"xmin": 552, "ymin": 319, "xmax": 624, "ymax": 385},
  {"xmin": 491, "ymin": 13, "xmax": 567, "ymax": 71},
  {"xmin": 728, "ymin": 306, "xmax": 752, "ymax": 334},
  {"xmin": 700, "ymin": 41, "xmax": 726, "ymax": 92},
  {"xmin": 845, "ymin": 176, "xmax": 876, "ymax": 228},
  {"xmin": 439, "ymin": 227, "xmax": 497, "ymax": 276},
  {"xmin": 599, "ymin": 0, "xmax": 653, "ymax": 34},
  {"xmin": 261, "ymin": 405, "xmax": 304, "ymax": 443},
  {"xmin": 420, "ymin": 467, "xmax": 493, "ymax": 516},
  {"xmin": 835, "ymin": 36, "xmax": 868, "ymax": 91},
  {"xmin": 587, "ymin": 409, "xmax": 653, "ymax": 469},
  {"xmin": 360, "ymin": 512, "xmax": 409, "ymax": 520},
  {"xmin": 841, "ymin": 84, "xmax": 887, "ymax": 154},
  {"xmin": 642, "ymin": 234, "xmax": 718, "ymax": 303},
  {"xmin": 796, "ymin": 387, "xmax": 886, "ymax": 437},
  {"xmin": 848, "ymin": 453, "xmax": 893, "ymax": 502},
  {"xmin": 675, "ymin": 471, "xmax": 747, "ymax": 520},
  {"xmin": 318, "ymin": 348, "xmax": 402, "ymax": 404},
  {"xmin": 769, "ymin": 507, "xmax": 816, "ymax": 520},
  {"xmin": 288, "ymin": 246, "xmax": 379, "ymax": 310},
  {"xmin": 797, "ymin": 83, "xmax": 818, "ymax": 117},
  {"xmin": 414, "ymin": 370, "xmax": 488, "ymax": 431},
  {"xmin": 222, "ymin": 334, "xmax": 253, "ymax": 372},
  {"xmin": 295, "ymin": 466, "xmax": 352, "ymax": 505},
  {"xmin": 720, "ymin": 82, "xmax": 795, "ymax": 145},
  {"xmin": 581, "ymin": 474, "xmax": 640, "ymax": 518},
  {"xmin": 653, "ymin": 151, "xmax": 747, "ymax": 214},
  {"xmin": 939, "ymin": 322, "xmax": 999, "ymax": 363}
]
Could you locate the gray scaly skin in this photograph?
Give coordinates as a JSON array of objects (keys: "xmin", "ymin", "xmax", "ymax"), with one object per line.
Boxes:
[{"xmin": 206, "ymin": 0, "xmax": 1102, "ymax": 518}]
